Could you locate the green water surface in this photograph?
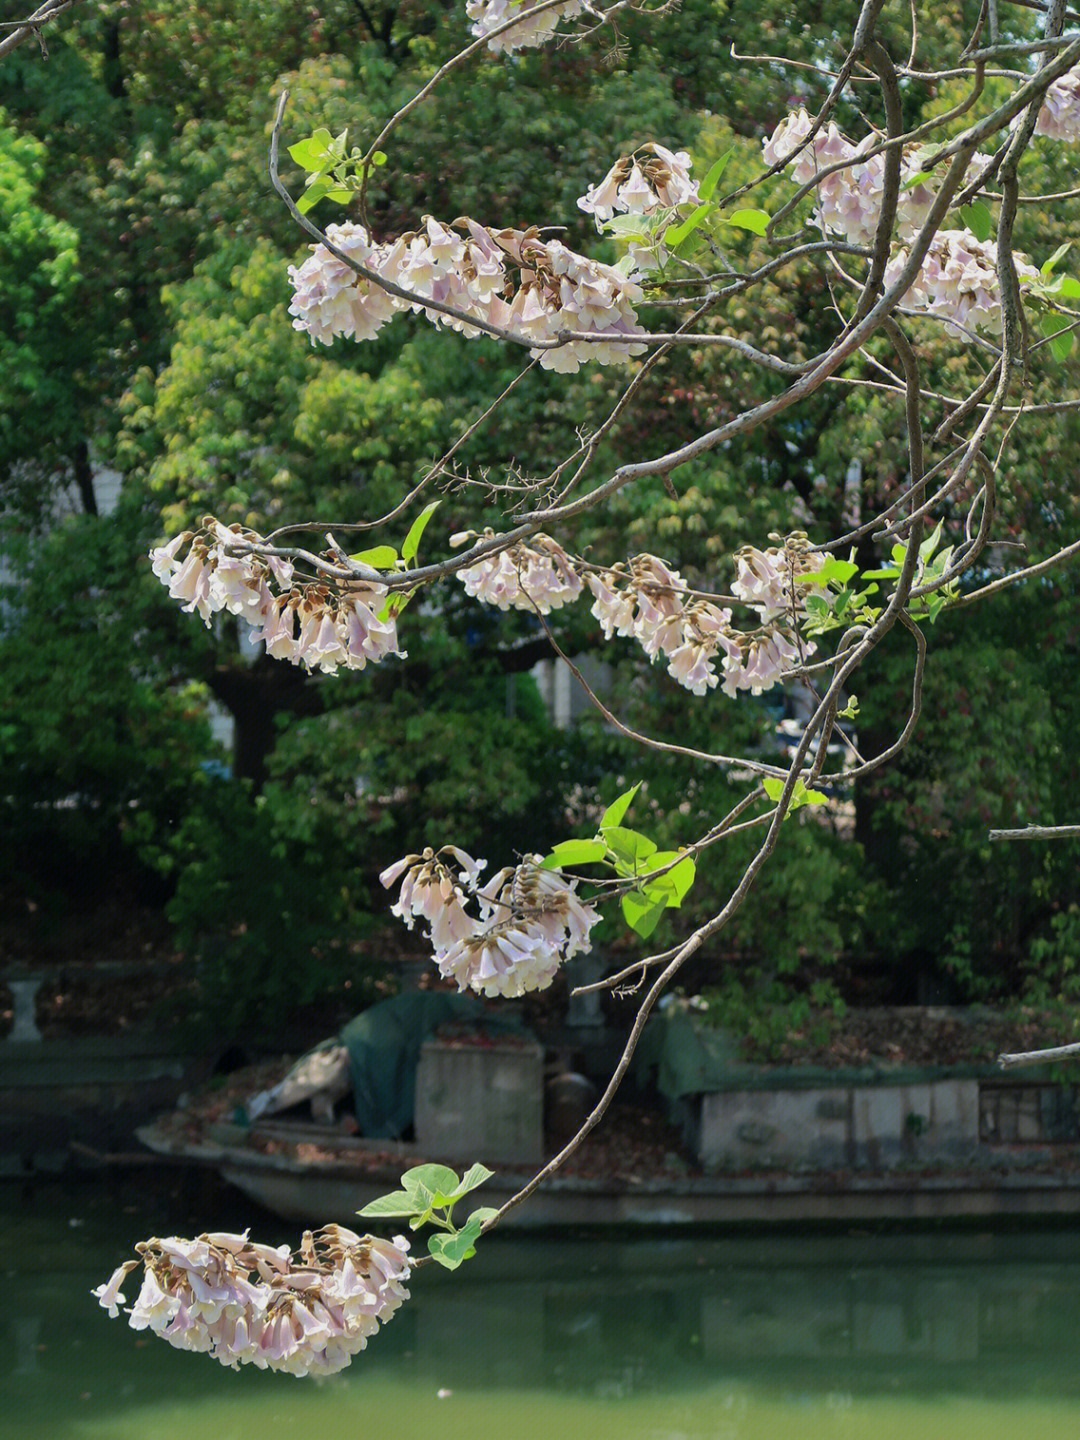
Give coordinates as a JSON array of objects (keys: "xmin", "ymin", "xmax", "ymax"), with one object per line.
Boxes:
[{"xmin": 4, "ymin": 1175, "xmax": 1080, "ymax": 1440}]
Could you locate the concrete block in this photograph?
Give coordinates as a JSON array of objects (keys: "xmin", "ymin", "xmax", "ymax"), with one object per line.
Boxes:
[
  {"xmin": 415, "ymin": 1038, "xmax": 544, "ymax": 1166},
  {"xmin": 699, "ymin": 1088, "xmax": 850, "ymax": 1172},
  {"xmin": 852, "ymin": 1080, "xmax": 978, "ymax": 1167}
]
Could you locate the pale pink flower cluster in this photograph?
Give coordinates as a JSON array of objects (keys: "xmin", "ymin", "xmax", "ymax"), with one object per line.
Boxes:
[
  {"xmin": 884, "ymin": 229, "xmax": 1040, "ymax": 337},
  {"xmin": 287, "ymin": 223, "xmax": 398, "ymax": 345},
  {"xmin": 731, "ymin": 542, "xmax": 827, "ymax": 623},
  {"xmin": 380, "ymin": 846, "xmax": 487, "ymax": 951},
  {"xmin": 150, "ymin": 519, "xmax": 293, "ymax": 629},
  {"xmin": 457, "ymin": 533, "xmax": 584, "ymax": 613},
  {"xmin": 586, "ymin": 544, "xmax": 823, "ymax": 697},
  {"xmin": 150, "ymin": 520, "xmax": 402, "ymax": 675},
  {"xmin": 465, "ymin": 0, "xmax": 586, "ymax": 53},
  {"xmin": 762, "ymin": 109, "xmax": 941, "ymax": 244},
  {"xmin": 288, "ymin": 220, "xmax": 646, "ymax": 373},
  {"xmin": 578, "ymin": 144, "xmax": 700, "ymax": 224},
  {"xmin": 381, "ymin": 849, "xmax": 600, "ymax": 997},
  {"xmin": 491, "ymin": 230, "xmax": 647, "ymax": 371},
  {"xmin": 1034, "ymin": 64, "xmax": 1080, "ymax": 142},
  {"xmin": 92, "ymin": 1226, "xmax": 410, "ymax": 1378}
]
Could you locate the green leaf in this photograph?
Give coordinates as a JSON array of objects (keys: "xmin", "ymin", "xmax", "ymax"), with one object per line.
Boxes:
[
  {"xmin": 1042, "ymin": 312, "xmax": 1076, "ymax": 362},
  {"xmin": 796, "ymin": 556, "xmax": 857, "ymax": 586},
  {"xmin": 438, "ymin": 1162, "xmax": 494, "ymax": 1205},
  {"xmin": 468, "ymin": 1206, "xmax": 499, "ymax": 1225},
  {"xmin": 1053, "ymin": 275, "xmax": 1080, "ymax": 299},
  {"xmin": 665, "ymin": 201, "xmax": 713, "ymax": 250},
  {"xmin": 427, "ymin": 1216, "xmax": 485, "ymax": 1270},
  {"xmin": 349, "ymin": 545, "xmax": 399, "ymax": 570},
  {"xmin": 603, "ymin": 826, "xmax": 657, "ymax": 868},
  {"xmin": 860, "ymin": 567, "xmax": 900, "ymax": 581},
  {"xmin": 599, "ymin": 782, "xmax": 641, "ymax": 831},
  {"xmin": 401, "ymin": 501, "xmax": 440, "ymax": 565},
  {"xmin": 287, "ymin": 131, "xmax": 336, "ymax": 173},
  {"xmin": 372, "ymin": 151, "xmax": 388, "ymax": 166},
  {"xmin": 723, "ymin": 208, "xmax": 770, "ymax": 236},
  {"xmin": 919, "ymin": 519, "xmax": 944, "ymax": 561},
  {"xmin": 380, "ymin": 589, "xmax": 414, "ymax": 622},
  {"xmin": 762, "ymin": 776, "xmax": 828, "ymax": 815},
  {"xmin": 604, "ymin": 214, "xmax": 651, "ymax": 238},
  {"xmin": 902, "ymin": 169, "xmax": 935, "ymax": 191},
  {"xmin": 296, "ymin": 174, "xmax": 335, "ymax": 214},
  {"xmin": 400, "ymin": 1163, "xmax": 460, "ymax": 1197},
  {"xmin": 541, "ymin": 838, "xmax": 610, "ymax": 869},
  {"xmin": 762, "ymin": 776, "xmax": 786, "ymax": 804},
  {"xmin": 1042, "ymin": 241, "xmax": 1073, "ymax": 277},
  {"xmin": 621, "ymin": 890, "xmax": 668, "ymax": 938},
  {"xmin": 697, "ymin": 150, "xmax": 732, "ymax": 203},
  {"xmin": 356, "ymin": 1190, "xmax": 423, "ymax": 1218},
  {"xmin": 958, "ymin": 201, "xmax": 993, "ymax": 243},
  {"xmin": 640, "ymin": 851, "xmax": 696, "ymax": 905}
]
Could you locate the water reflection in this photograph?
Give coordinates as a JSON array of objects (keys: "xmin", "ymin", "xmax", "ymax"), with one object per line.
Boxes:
[{"xmin": 4, "ymin": 1177, "xmax": 1080, "ymax": 1439}]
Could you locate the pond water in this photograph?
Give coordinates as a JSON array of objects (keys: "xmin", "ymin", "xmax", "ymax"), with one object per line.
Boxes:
[{"xmin": 5, "ymin": 1172, "xmax": 1080, "ymax": 1440}]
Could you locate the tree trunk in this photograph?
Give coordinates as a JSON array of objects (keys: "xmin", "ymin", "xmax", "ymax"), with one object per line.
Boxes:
[{"xmin": 72, "ymin": 440, "xmax": 98, "ymax": 516}]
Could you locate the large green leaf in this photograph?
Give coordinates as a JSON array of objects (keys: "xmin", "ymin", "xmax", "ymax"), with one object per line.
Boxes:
[
  {"xmin": 603, "ymin": 826, "xmax": 657, "ymax": 869},
  {"xmin": 401, "ymin": 1163, "xmax": 460, "ymax": 1196},
  {"xmin": 724, "ymin": 208, "xmax": 770, "ymax": 236},
  {"xmin": 357, "ymin": 1190, "xmax": 423, "ymax": 1218},
  {"xmin": 622, "ymin": 889, "xmax": 667, "ymax": 938},
  {"xmin": 541, "ymin": 838, "xmax": 609, "ymax": 869},
  {"xmin": 697, "ymin": 150, "xmax": 732, "ymax": 203},
  {"xmin": 599, "ymin": 783, "xmax": 641, "ymax": 831},
  {"xmin": 401, "ymin": 501, "xmax": 440, "ymax": 564},
  {"xmin": 427, "ymin": 1215, "xmax": 484, "ymax": 1270}
]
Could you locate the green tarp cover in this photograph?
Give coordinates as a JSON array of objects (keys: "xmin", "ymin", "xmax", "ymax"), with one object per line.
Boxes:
[
  {"xmin": 338, "ymin": 992, "xmax": 528, "ymax": 1139},
  {"xmin": 634, "ymin": 1004, "xmax": 741, "ymax": 1103}
]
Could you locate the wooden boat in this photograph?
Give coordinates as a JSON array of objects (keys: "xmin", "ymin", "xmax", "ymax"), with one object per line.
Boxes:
[{"xmin": 136, "ymin": 1116, "xmax": 1080, "ymax": 1226}]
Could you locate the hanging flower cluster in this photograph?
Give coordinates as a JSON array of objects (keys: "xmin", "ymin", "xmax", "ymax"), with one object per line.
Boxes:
[
  {"xmin": 380, "ymin": 848, "xmax": 600, "ymax": 997},
  {"xmin": 1033, "ymin": 63, "xmax": 1080, "ymax": 142},
  {"xmin": 150, "ymin": 518, "xmax": 294, "ymax": 628},
  {"xmin": 884, "ymin": 229, "xmax": 1040, "ymax": 337},
  {"xmin": 585, "ymin": 545, "xmax": 823, "ymax": 698},
  {"xmin": 731, "ymin": 540, "xmax": 827, "ymax": 622},
  {"xmin": 450, "ymin": 533, "xmax": 822, "ymax": 699},
  {"xmin": 150, "ymin": 519, "xmax": 403, "ymax": 675},
  {"xmin": 288, "ymin": 219, "xmax": 647, "ymax": 372},
  {"xmin": 577, "ymin": 143, "xmax": 700, "ymax": 224},
  {"xmin": 762, "ymin": 109, "xmax": 942, "ymax": 244},
  {"xmin": 465, "ymin": 0, "xmax": 586, "ymax": 53},
  {"xmin": 456, "ymin": 532, "xmax": 584, "ymax": 612},
  {"xmin": 92, "ymin": 1227, "xmax": 411, "ymax": 1378}
]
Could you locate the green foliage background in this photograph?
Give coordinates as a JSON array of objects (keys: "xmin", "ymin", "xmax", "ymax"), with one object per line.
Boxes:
[{"xmin": 3, "ymin": 0, "xmax": 1080, "ymax": 1040}]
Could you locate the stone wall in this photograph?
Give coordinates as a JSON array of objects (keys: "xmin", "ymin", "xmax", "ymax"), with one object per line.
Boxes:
[{"xmin": 698, "ymin": 1079, "xmax": 982, "ymax": 1172}]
